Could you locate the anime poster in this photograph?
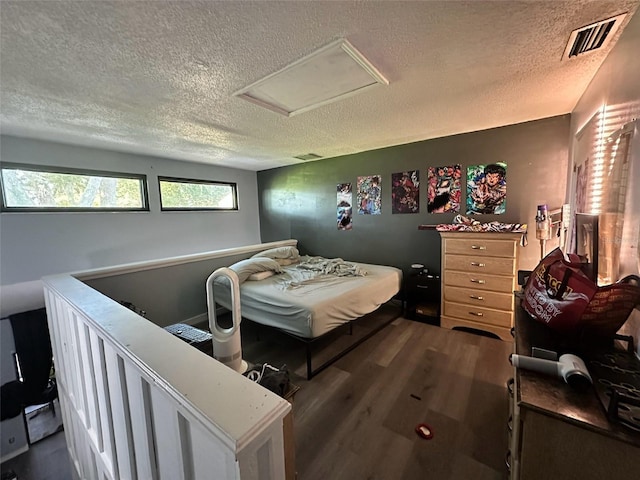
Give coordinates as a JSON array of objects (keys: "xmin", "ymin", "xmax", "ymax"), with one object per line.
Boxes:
[
  {"xmin": 391, "ymin": 171, "xmax": 419, "ymax": 214},
  {"xmin": 466, "ymin": 163, "xmax": 507, "ymax": 215},
  {"xmin": 357, "ymin": 175, "xmax": 381, "ymax": 215},
  {"xmin": 427, "ymin": 165, "xmax": 461, "ymax": 213},
  {"xmin": 337, "ymin": 183, "xmax": 353, "ymax": 230}
]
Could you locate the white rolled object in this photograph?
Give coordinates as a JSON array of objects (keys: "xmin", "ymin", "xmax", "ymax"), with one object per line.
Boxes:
[
  {"xmin": 510, "ymin": 353, "xmax": 592, "ymax": 390},
  {"xmin": 206, "ymin": 267, "xmax": 248, "ymax": 373}
]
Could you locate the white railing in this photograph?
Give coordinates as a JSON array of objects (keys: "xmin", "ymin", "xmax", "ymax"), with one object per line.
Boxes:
[{"xmin": 43, "ymin": 265, "xmax": 291, "ymax": 479}]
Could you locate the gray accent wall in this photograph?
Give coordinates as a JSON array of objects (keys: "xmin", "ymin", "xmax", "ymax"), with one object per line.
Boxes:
[
  {"xmin": 84, "ymin": 240, "xmax": 297, "ymax": 327},
  {"xmin": 258, "ymin": 115, "xmax": 571, "ymax": 275},
  {"xmin": 0, "ymin": 136, "xmax": 261, "ymax": 315}
]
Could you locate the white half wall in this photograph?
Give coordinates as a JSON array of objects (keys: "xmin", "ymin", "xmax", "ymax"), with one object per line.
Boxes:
[
  {"xmin": 43, "ymin": 266, "xmax": 291, "ymax": 480},
  {"xmin": 0, "ymin": 136, "xmax": 261, "ymax": 317}
]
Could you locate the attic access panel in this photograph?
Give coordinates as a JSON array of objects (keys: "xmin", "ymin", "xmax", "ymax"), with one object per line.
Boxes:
[{"xmin": 233, "ymin": 39, "xmax": 389, "ymax": 117}]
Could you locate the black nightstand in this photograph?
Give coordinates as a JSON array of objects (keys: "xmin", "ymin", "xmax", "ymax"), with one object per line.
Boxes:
[{"xmin": 404, "ymin": 273, "xmax": 441, "ymax": 325}]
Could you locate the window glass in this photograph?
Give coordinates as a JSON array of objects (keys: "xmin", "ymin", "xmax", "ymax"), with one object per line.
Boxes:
[
  {"xmin": 158, "ymin": 177, "xmax": 238, "ymax": 211},
  {"xmin": 0, "ymin": 164, "xmax": 148, "ymax": 211}
]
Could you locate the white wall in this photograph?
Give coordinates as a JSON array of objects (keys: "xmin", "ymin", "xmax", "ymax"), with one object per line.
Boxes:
[
  {"xmin": 0, "ymin": 136, "xmax": 262, "ymax": 316},
  {"xmin": 568, "ymin": 10, "xmax": 640, "ymax": 354},
  {"xmin": 569, "ymin": 10, "xmax": 640, "ymax": 142}
]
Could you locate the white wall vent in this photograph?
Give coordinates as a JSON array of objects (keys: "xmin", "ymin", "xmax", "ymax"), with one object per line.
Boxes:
[
  {"xmin": 293, "ymin": 153, "xmax": 323, "ymax": 161},
  {"xmin": 563, "ymin": 13, "xmax": 627, "ymax": 59}
]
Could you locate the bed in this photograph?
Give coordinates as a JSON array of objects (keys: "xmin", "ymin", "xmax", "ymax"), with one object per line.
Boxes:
[{"xmin": 213, "ymin": 246, "xmax": 403, "ymax": 378}]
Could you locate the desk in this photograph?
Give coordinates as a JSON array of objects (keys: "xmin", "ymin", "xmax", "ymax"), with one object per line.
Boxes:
[{"xmin": 509, "ymin": 293, "xmax": 640, "ymax": 480}]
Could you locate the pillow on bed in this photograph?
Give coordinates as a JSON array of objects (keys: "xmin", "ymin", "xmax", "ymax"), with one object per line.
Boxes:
[
  {"xmin": 251, "ymin": 246, "xmax": 299, "ymax": 261},
  {"xmin": 247, "ymin": 270, "xmax": 275, "ymax": 281},
  {"xmin": 228, "ymin": 257, "xmax": 282, "ymax": 283}
]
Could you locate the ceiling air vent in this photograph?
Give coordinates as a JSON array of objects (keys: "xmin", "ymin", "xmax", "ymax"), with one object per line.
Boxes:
[
  {"xmin": 293, "ymin": 153, "xmax": 323, "ymax": 161},
  {"xmin": 563, "ymin": 13, "xmax": 627, "ymax": 59}
]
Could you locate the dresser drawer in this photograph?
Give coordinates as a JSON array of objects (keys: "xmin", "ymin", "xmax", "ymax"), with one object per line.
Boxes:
[
  {"xmin": 444, "ymin": 271, "xmax": 516, "ymax": 293},
  {"xmin": 444, "ymin": 238, "xmax": 517, "ymax": 258},
  {"xmin": 439, "ymin": 232, "xmax": 521, "ymax": 341},
  {"xmin": 443, "ymin": 285, "xmax": 514, "ymax": 311},
  {"xmin": 444, "ymin": 254, "xmax": 515, "ymax": 276},
  {"xmin": 444, "ymin": 301, "xmax": 513, "ymax": 327}
]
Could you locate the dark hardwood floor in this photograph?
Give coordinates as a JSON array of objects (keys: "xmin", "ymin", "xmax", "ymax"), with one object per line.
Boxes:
[
  {"xmin": 241, "ymin": 303, "xmax": 514, "ymax": 480},
  {"xmin": 2, "ymin": 305, "xmax": 514, "ymax": 480},
  {"xmin": 0, "ymin": 418, "xmax": 71, "ymax": 480}
]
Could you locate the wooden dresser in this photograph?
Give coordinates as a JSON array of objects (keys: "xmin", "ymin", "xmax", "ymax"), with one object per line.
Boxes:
[{"xmin": 439, "ymin": 231, "xmax": 522, "ymax": 341}]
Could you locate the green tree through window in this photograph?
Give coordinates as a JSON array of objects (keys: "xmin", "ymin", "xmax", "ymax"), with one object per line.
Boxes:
[
  {"xmin": 159, "ymin": 177, "xmax": 237, "ymax": 210},
  {"xmin": 1, "ymin": 164, "xmax": 148, "ymax": 211}
]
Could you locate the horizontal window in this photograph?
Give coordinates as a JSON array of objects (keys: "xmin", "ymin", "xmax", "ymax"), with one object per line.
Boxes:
[
  {"xmin": 158, "ymin": 176, "xmax": 238, "ymax": 211},
  {"xmin": 0, "ymin": 163, "xmax": 149, "ymax": 212}
]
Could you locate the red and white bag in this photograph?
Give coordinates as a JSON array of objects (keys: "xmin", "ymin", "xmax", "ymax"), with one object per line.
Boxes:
[
  {"xmin": 523, "ymin": 248, "xmax": 640, "ymax": 339},
  {"xmin": 523, "ymin": 248, "xmax": 598, "ymax": 335}
]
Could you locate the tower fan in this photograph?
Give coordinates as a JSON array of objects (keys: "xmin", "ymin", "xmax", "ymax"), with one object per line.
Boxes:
[{"xmin": 205, "ymin": 267, "xmax": 248, "ymax": 374}]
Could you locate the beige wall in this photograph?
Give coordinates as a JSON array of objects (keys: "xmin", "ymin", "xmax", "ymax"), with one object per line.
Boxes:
[{"xmin": 569, "ymin": 8, "xmax": 640, "ymax": 168}]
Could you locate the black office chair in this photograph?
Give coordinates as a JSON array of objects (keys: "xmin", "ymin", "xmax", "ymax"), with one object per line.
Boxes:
[{"xmin": 0, "ymin": 308, "xmax": 57, "ymax": 422}]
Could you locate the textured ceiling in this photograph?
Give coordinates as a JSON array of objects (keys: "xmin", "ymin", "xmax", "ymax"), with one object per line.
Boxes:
[{"xmin": 1, "ymin": 1, "xmax": 639, "ymax": 171}]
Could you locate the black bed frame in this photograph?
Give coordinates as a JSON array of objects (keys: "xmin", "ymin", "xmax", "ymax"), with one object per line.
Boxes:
[{"xmin": 249, "ymin": 303, "xmax": 402, "ymax": 380}]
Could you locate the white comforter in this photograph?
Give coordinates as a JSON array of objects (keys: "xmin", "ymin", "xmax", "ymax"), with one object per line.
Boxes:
[
  {"xmin": 275, "ymin": 256, "xmax": 366, "ymax": 289},
  {"xmin": 214, "ymin": 258, "xmax": 402, "ymax": 338}
]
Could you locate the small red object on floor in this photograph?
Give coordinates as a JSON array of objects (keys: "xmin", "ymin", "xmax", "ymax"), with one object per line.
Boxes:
[{"xmin": 415, "ymin": 423, "xmax": 434, "ymax": 440}]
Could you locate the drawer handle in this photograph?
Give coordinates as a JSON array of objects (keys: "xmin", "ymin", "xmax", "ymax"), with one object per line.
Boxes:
[
  {"xmin": 507, "ymin": 377, "xmax": 514, "ymax": 396},
  {"xmin": 471, "ymin": 245, "xmax": 486, "ymax": 250},
  {"xmin": 470, "ymin": 278, "xmax": 486, "ymax": 284},
  {"xmin": 507, "ymin": 414, "xmax": 513, "ymax": 432},
  {"xmin": 469, "ymin": 295, "xmax": 484, "ymax": 300},
  {"xmin": 505, "ymin": 450, "xmax": 511, "ymax": 471},
  {"xmin": 416, "ymin": 285, "xmax": 430, "ymax": 289},
  {"xmin": 470, "ymin": 262, "xmax": 486, "ymax": 267},
  {"xmin": 468, "ymin": 311, "xmax": 484, "ymax": 317}
]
